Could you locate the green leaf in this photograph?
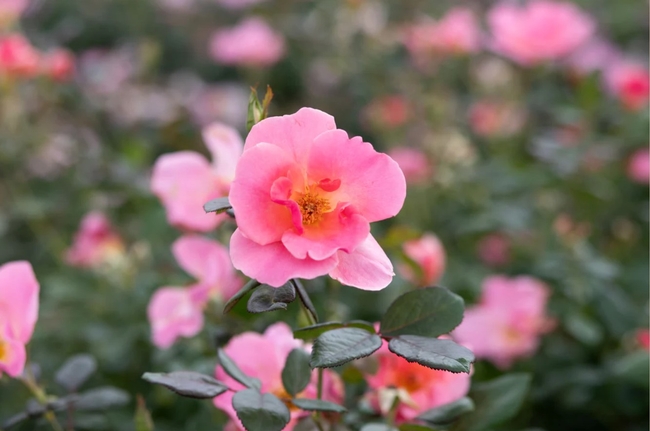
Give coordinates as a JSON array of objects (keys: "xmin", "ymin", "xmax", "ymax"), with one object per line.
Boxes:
[
  {"xmin": 247, "ymin": 283, "xmax": 296, "ymax": 314},
  {"xmin": 74, "ymin": 387, "xmax": 130, "ymax": 411},
  {"xmin": 281, "ymin": 348, "xmax": 312, "ymax": 397},
  {"xmin": 380, "ymin": 287, "xmax": 465, "ymax": 338},
  {"xmin": 388, "ymin": 336, "xmax": 474, "ymax": 374},
  {"xmin": 415, "ymin": 396, "xmax": 475, "ymax": 425},
  {"xmin": 223, "ymin": 279, "xmax": 262, "ymax": 314},
  {"xmin": 218, "ymin": 349, "xmax": 262, "ymax": 390},
  {"xmin": 203, "ymin": 197, "xmax": 232, "ymax": 214},
  {"xmin": 55, "ymin": 354, "xmax": 97, "ymax": 392},
  {"xmin": 246, "ymin": 86, "xmax": 273, "ymax": 132},
  {"xmin": 292, "ymin": 279, "xmax": 319, "ymax": 323},
  {"xmin": 456, "ymin": 374, "xmax": 532, "ymax": 431},
  {"xmin": 360, "ymin": 425, "xmax": 398, "ymax": 431},
  {"xmin": 293, "ymin": 320, "xmax": 376, "ymax": 340},
  {"xmin": 310, "ymin": 328, "xmax": 382, "ymax": 368},
  {"xmin": 134, "ymin": 395, "xmax": 154, "ymax": 431},
  {"xmin": 291, "ymin": 398, "xmax": 347, "ymax": 413},
  {"xmin": 142, "ymin": 371, "xmax": 228, "ymax": 398},
  {"xmin": 232, "ymin": 388, "xmax": 290, "ymax": 431}
]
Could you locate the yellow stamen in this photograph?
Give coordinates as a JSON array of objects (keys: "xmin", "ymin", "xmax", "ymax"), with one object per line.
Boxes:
[
  {"xmin": 297, "ymin": 191, "xmax": 329, "ymax": 225},
  {"xmin": 0, "ymin": 338, "xmax": 7, "ymax": 361}
]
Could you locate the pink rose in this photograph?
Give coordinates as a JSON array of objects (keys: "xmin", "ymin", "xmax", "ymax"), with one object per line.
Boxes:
[
  {"xmin": 214, "ymin": 323, "xmax": 344, "ymax": 431},
  {"xmin": 228, "ymin": 108, "xmax": 406, "ymax": 290},
  {"xmin": 487, "ymin": 0, "xmax": 595, "ymax": 66},
  {"xmin": 209, "ymin": 18, "xmax": 285, "ymax": 68},
  {"xmin": 148, "ymin": 235, "xmax": 242, "ymax": 348},
  {"xmin": 399, "ymin": 233, "xmax": 446, "ymax": 287},
  {"xmin": 41, "ymin": 48, "xmax": 75, "ymax": 82},
  {"xmin": 453, "ymin": 275, "xmax": 553, "ymax": 369},
  {"xmin": 0, "ymin": 261, "xmax": 39, "ymax": 377},
  {"xmin": 150, "ymin": 122, "xmax": 244, "ymax": 232},
  {"xmin": 65, "ymin": 212, "xmax": 125, "ymax": 268},
  {"xmin": 626, "ymin": 148, "xmax": 650, "ymax": 184},
  {"xmin": 476, "ymin": 233, "xmax": 511, "ymax": 267},
  {"xmin": 604, "ymin": 60, "xmax": 650, "ymax": 111},
  {"xmin": 365, "ymin": 341, "xmax": 470, "ymax": 423},
  {"xmin": 403, "ymin": 7, "xmax": 480, "ymax": 60},
  {"xmin": 387, "ymin": 148, "xmax": 431, "ymax": 185},
  {"xmin": 0, "ymin": 33, "xmax": 40, "ymax": 78}
]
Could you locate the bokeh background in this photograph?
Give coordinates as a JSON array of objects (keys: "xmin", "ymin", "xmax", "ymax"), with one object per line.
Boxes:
[{"xmin": 0, "ymin": 0, "xmax": 648, "ymax": 430}]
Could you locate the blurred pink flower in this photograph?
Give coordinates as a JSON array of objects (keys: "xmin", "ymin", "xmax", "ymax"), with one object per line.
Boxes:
[
  {"xmin": 365, "ymin": 341, "xmax": 470, "ymax": 423},
  {"xmin": 0, "ymin": 33, "xmax": 40, "ymax": 78},
  {"xmin": 468, "ymin": 100, "xmax": 526, "ymax": 138},
  {"xmin": 215, "ymin": 0, "xmax": 266, "ymax": 9},
  {"xmin": 0, "ymin": 0, "xmax": 28, "ymax": 25},
  {"xmin": 41, "ymin": 48, "xmax": 75, "ymax": 82},
  {"xmin": 151, "ymin": 122, "xmax": 243, "ymax": 232},
  {"xmin": 636, "ymin": 329, "xmax": 650, "ymax": 351},
  {"xmin": 148, "ymin": 235, "xmax": 242, "ymax": 348},
  {"xmin": 209, "ymin": 18, "xmax": 285, "ymax": 67},
  {"xmin": 453, "ymin": 275, "xmax": 553, "ymax": 369},
  {"xmin": 229, "ymin": 108, "xmax": 406, "ymax": 290},
  {"xmin": 404, "ymin": 7, "xmax": 480, "ymax": 59},
  {"xmin": 626, "ymin": 148, "xmax": 649, "ymax": 184},
  {"xmin": 214, "ymin": 322, "xmax": 344, "ymax": 430},
  {"xmin": 0, "ymin": 261, "xmax": 39, "ymax": 377},
  {"xmin": 65, "ymin": 212, "xmax": 125, "ymax": 268},
  {"xmin": 604, "ymin": 60, "xmax": 650, "ymax": 111},
  {"xmin": 399, "ymin": 233, "xmax": 445, "ymax": 287},
  {"xmin": 487, "ymin": 0, "xmax": 595, "ymax": 66},
  {"xmin": 477, "ymin": 233, "xmax": 511, "ymax": 267},
  {"xmin": 565, "ymin": 37, "xmax": 620, "ymax": 77},
  {"xmin": 363, "ymin": 95, "xmax": 411, "ymax": 129},
  {"xmin": 387, "ymin": 148, "xmax": 431, "ymax": 185}
]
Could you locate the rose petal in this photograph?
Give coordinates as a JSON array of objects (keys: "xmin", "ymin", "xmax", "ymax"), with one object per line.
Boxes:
[
  {"xmin": 0, "ymin": 261, "xmax": 39, "ymax": 344},
  {"xmin": 329, "ymin": 234, "xmax": 394, "ymax": 291},
  {"xmin": 202, "ymin": 122, "xmax": 244, "ymax": 184},
  {"xmin": 0, "ymin": 334, "xmax": 26, "ymax": 378},
  {"xmin": 147, "ymin": 286, "xmax": 204, "ymax": 349},
  {"xmin": 172, "ymin": 235, "xmax": 233, "ymax": 287}
]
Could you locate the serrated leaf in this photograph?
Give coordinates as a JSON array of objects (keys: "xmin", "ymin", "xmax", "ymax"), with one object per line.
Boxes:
[
  {"xmin": 310, "ymin": 328, "xmax": 382, "ymax": 368},
  {"xmin": 293, "ymin": 321, "xmax": 376, "ymax": 340},
  {"xmin": 281, "ymin": 349, "xmax": 311, "ymax": 397},
  {"xmin": 380, "ymin": 287, "xmax": 465, "ymax": 338},
  {"xmin": 55, "ymin": 354, "xmax": 97, "ymax": 392},
  {"xmin": 232, "ymin": 388, "xmax": 290, "ymax": 431},
  {"xmin": 218, "ymin": 349, "xmax": 262, "ymax": 390},
  {"xmin": 142, "ymin": 371, "xmax": 228, "ymax": 399},
  {"xmin": 415, "ymin": 396, "xmax": 475, "ymax": 425},
  {"xmin": 73, "ymin": 387, "xmax": 130, "ymax": 411},
  {"xmin": 388, "ymin": 336, "xmax": 474, "ymax": 374},
  {"xmin": 223, "ymin": 279, "xmax": 262, "ymax": 314},
  {"xmin": 292, "ymin": 398, "xmax": 347, "ymax": 412},
  {"xmin": 247, "ymin": 283, "xmax": 296, "ymax": 314},
  {"xmin": 203, "ymin": 197, "xmax": 232, "ymax": 214}
]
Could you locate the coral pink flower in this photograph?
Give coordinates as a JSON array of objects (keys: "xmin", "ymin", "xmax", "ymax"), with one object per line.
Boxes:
[
  {"xmin": 214, "ymin": 323, "xmax": 344, "ymax": 431},
  {"xmin": 604, "ymin": 61, "xmax": 650, "ymax": 111},
  {"xmin": 636, "ymin": 329, "xmax": 650, "ymax": 351},
  {"xmin": 487, "ymin": 0, "xmax": 595, "ymax": 66},
  {"xmin": 151, "ymin": 122, "xmax": 243, "ymax": 232},
  {"xmin": 626, "ymin": 148, "xmax": 650, "ymax": 184},
  {"xmin": 387, "ymin": 148, "xmax": 431, "ymax": 185},
  {"xmin": 404, "ymin": 7, "xmax": 480, "ymax": 60},
  {"xmin": 477, "ymin": 233, "xmax": 511, "ymax": 267},
  {"xmin": 0, "ymin": 0, "xmax": 28, "ymax": 25},
  {"xmin": 148, "ymin": 235, "xmax": 242, "ymax": 348},
  {"xmin": 65, "ymin": 212, "xmax": 125, "ymax": 268},
  {"xmin": 0, "ymin": 34, "xmax": 40, "ymax": 78},
  {"xmin": 453, "ymin": 275, "xmax": 553, "ymax": 369},
  {"xmin": 399, "ymin": 233, "xmax": 445, "ymax": 287},
  {"xmin": 228, "ymin": 108, "xmax": 406, "ymax": 290},
  {"xmin": 365, "ymin": 342, "xmax": 470, "ymax": 423},
  {"xmin": 41, "ymin": 48, "xmax": 75, "ymax": 82},
  {"xmin": 209, "ymin": 18, "xmax": 285, "ymax": 68},
  {"xmin": 0, "ymin": 261, "xmax": 39, "ymax": 377}
]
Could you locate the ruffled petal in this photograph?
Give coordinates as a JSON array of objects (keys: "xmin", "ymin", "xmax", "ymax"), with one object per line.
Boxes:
[
  {"xmin": 202, "ymin": 122, "xmax": 243, "ymax": 184},
  {"xmin": 172, "ymin": 235, "xmax": 233, "ymax": 287},
  {"xmin": 147, "ymin": 287, "xmax": 204, "ymax": 349},
  {"xmin": 330, "ymin": 234, "xmax": 394, "ymax": 291}
]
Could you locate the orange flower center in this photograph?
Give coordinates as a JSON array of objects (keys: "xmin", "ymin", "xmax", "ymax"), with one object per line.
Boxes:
[
  {"xmin": 0, "ymin": 338, "xmax": 7, "ymax": 362},
  {"xmin": 394, "ymin": 368, "xmax": 425, "ymax": 393},
  {"xmin": 297, "ymin": 191, "xmax": 330, "ymax": 225},
  {"xmin": 273, "ymin": 388, "xmax": 300, "ymax": 412}
]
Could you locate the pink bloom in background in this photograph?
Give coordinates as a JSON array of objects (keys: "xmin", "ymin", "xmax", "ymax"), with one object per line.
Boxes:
[
  {"xmin": 151, "ymin": 122, "xmax": 243, "ymax": 232},
  {"xmin": 487, "ymin": 0, "xmax": 595, "ymax": 66},
  {"xmin": 0, "ymin": 33, "xmax": 40, "ymax": 78},
  {"xmin": 399, "ymin": 233, "xmax": 445, "ymax": 287},
  {"xmin": 215, "ymin": 0, "xmax": 266, "ymax": 9},
  {"xmin": 0, "ymin": 0, "xmax": 28, "ymax": 25},
  {"xmin": 565, "ymin": 38, "xmax": 620, "ymax": 77},
  {"xmin": 228, "ymin": 108, "xmax": 406, "ymax": 290},
  {"xmin": 41, "ymin": 48, "xmax": 75, "ymax": 82},
  {"xmin": 604, "ymin": 60, "xmax": 650, "ymax": 111},
  {"xmin": 468, "ymin": 100, "xmax": 526, "ymax": 138},
  {"xmin": 387, "ymin": 148, "xmax": 431, "ymax": 185},
  {"xmin": 477, "ymin": 233, "xmax": 511, "ymax": 267},
  {"xmin": 214, "ymin": 323, "xmax": 344, "ymax": 430},
  {"xmin": 0, "ymin": 261, "xmax": 39, "ymax": 377},
  {"xmin": 636, "ymin": 329, "xmax": 650, "ymax": 351},
  {"xmin": 365, "ymin": 341, "xmax": 470, "ymax": 423},
  {"xmin": 363, "ymin": 95, "xmax": 411, "ymax": 129},
  {"xmin": 626, "ymin": 148, "xmax": 650, "ymax": 184},
  {"xmin": 148, "ymin": 235, "xmax": 242, "ymax": 348},
  {"xmin": 454, "ymin": 275, "xmax": 553, "ymax": 369},
  {"xmin": 209, "ymin": 18, "xmax": 285, "ymax": 68},
  {"xmin": 65, "ymin": 212, "xmax": 125, "ymax": 268},
  {"xmin": 404, "ymin": 7, "xmax": 480, "ymax": 60}
]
